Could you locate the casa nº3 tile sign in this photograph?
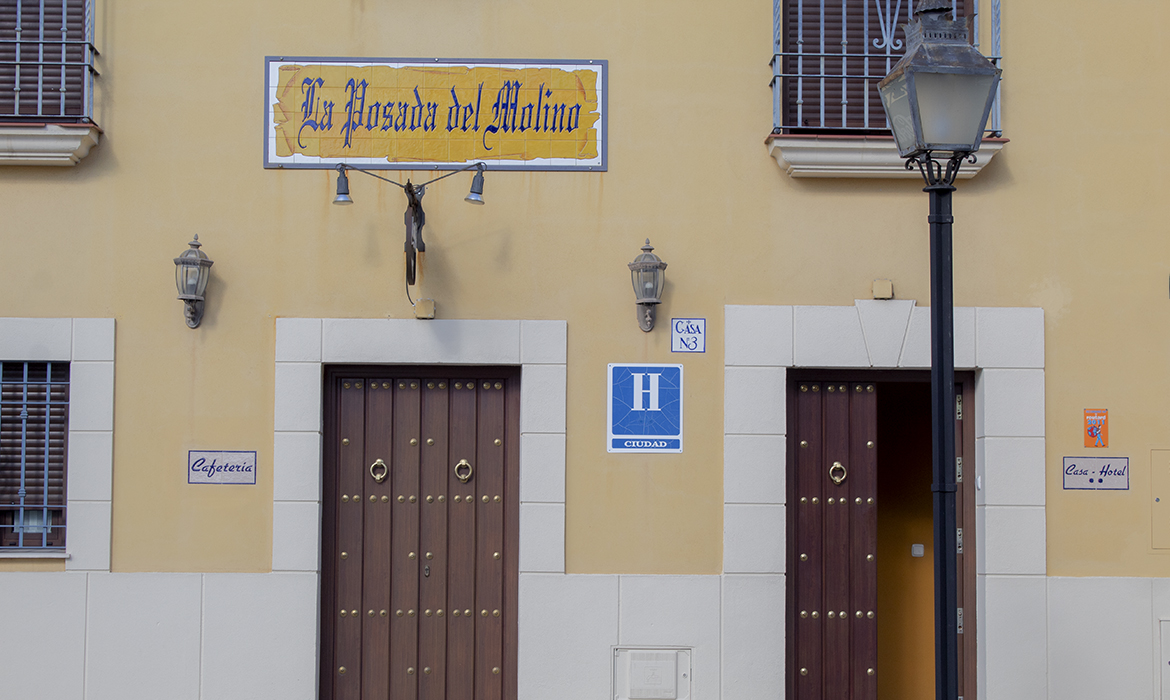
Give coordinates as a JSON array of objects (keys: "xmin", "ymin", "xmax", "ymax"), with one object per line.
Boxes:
[
  {"xmin": 608, "ymin": 364, "xmax": 683, "ymax": 453},
  {"xmin": 264, "ymin": 57, "xmax": 607, "ymax": 171}
]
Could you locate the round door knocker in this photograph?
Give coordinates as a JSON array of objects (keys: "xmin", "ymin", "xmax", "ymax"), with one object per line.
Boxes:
[
  {"xmin": 829, "ymin": 461, "xmax": 847, "ymax": 485},
  {"xmin": 454, "ymin": 459, "xmax": 473, "ymax": 484},
  {"xmin": 369, "ymin": 458, "xmax": 388, "ymax": 483}
]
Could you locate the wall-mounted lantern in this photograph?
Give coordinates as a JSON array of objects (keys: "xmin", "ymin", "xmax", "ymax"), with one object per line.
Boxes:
[
  {"xmin": 628, "ymin": 239, "xmax": 667, "ymax": 332},
  {"xmin": 174, "ymin": 235, "xmax": 213, "ymax": 328}
]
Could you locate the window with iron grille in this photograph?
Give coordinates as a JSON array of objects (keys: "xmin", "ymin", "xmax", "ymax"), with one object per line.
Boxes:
[
  {"xmin": 0, "ymin": 362, "xmax": 68, "ymax": 548},
  {"xmin": 0, "ymin": 0, "xmax": 97, "ymax": 123},
  {"xmin": 771, "ymin": 0, "xmax": 1000, "ymax": 135}
]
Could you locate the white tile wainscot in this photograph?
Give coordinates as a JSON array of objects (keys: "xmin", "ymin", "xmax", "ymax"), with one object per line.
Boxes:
[
  {"xmin": 8, "ymin": 571, "xmax": 1162, "ymax": 700},
  {"xmin": 86, "ymin": 573, "xmax": 204, "ymax": 700},
  {"xmin": 0, "ymin": 571, "xmax": 320, "ymax": 700}
]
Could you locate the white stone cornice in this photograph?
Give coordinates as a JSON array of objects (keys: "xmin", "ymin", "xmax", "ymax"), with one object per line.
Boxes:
[
  {"xmin": 0, "ymin": 124, "xmax": 101, "ymax": 166},
  {"xmin": 767, "ymin": 134, "xmax": 1006, "ymax": 179}
]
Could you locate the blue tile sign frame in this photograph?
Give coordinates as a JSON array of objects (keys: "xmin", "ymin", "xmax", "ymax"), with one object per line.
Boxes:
[
  {"xmin": 1062, "ymin": 456, "xmax": 1129, "ymax": 490},
  {"xmin": 188, "ymin": 450, "xmax": 258, "ymax": 485},
  {"xmin": 607, "ymin": 364, "xmax": 683, "ymax": 453}
]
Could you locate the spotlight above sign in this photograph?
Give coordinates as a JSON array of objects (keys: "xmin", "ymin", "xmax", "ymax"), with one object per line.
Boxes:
[{"xmin": 264, "ymin": 57, "xmax": 608, "ymax": 171}]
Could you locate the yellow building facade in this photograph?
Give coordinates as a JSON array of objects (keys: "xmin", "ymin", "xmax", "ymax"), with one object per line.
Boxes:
[{"xmin": 0, "ymin": 0, "xmax": 1166, "ymax": 698}]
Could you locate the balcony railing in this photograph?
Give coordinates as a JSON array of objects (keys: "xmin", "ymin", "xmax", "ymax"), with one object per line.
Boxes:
[
  {"xmin": 0, "ymin": 0, "xmax": 98, "ymax": 123},
  {"xmin": 771, "ymin": 0, "xmax": 1000, "ymax": 136}
]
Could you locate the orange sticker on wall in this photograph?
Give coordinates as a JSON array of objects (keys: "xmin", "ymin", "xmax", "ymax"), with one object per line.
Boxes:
[{"xmin": 1084, "ymin": 409, "xmax": 1108, "ymax": 448}]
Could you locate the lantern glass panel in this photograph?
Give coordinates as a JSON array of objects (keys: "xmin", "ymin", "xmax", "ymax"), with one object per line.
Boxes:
[
  {"xmin": 175, "ymin": 252, "xmax": 207, "ymax": 298},
  {"xmin": 630, "ymin": 267, "xmax": 660, "ymax": 303},
  {"xmin": 879, "ymin": 72, "xmax": 919, "ymax": 155},
  {"xmin": 176, "ymin": 260, "xmax": 195, "ymax": 296},
  {"xmin": 915, "ymin": 71, "xmax": 997, "ymax": 149},
  {"xmin": 194, "ymin": 263, "xmax": 210, "ymax": 297}
]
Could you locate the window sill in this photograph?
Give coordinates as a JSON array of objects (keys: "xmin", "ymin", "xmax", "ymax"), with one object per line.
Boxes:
[
  {"xmin": 0, "ymin": 549, "xmax": 70, "ymax": 559},
  {"xmin": 766, "ymin": 134, "xmax": 1007, "ymax": 179},
  {"xmin": 0, "ymin": 123, "xmax": 102, "ymax": 166}
]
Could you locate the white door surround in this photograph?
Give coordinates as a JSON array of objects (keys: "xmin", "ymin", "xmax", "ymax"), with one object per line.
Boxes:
[
  {"xmin": 272, "ymin": 318, "xmax": 569, "ymax": 576},
  {"xmin": 724, "ymin": 302, "xmax": 1048, "ymax": 700}
]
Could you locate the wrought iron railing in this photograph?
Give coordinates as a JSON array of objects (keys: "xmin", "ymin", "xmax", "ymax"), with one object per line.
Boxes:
[
  {"xmin": 771, "ymin": 0, "xmax": 1001, "ymax": 136},
  {"xmin": 0, "ymin": 0, "xmax": 98, "ymax": 122},
  {"xmin": 0, "ymin": 361, "xmax": 69, "ymax": 548}
]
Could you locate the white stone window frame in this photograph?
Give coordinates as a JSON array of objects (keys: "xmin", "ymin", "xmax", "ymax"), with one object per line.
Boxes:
[
  {"xmin": 0, "ymin": 317, "xmax": 115, "ymax": 570},
  {"xmin": 272, "ymin": 318, "xmax": 568, "ymax": 574},
  {"xmin": 766, "ymin": 135, "xmax": 1007, "ymax": 179},
  {"xmin": 724, "ymin": 301, "xmax": 1048, "ymax": 700}
]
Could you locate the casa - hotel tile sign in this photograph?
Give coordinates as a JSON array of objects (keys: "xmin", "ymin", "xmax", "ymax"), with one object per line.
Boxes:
[
  {"xmin": 1062, "ymin": 456, "xmax": 1128, "ymax": 491},
  {"xmin": 265, "ymin": 57, "xmax": 607, "ymax": 171}
]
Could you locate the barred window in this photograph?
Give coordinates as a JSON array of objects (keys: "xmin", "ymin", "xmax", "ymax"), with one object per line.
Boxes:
[
  {"xmin": 772, "ymin": 0, "xmax": 999, "ymax": 135},
  {"xmin": 0, "ymin": 0, "xmax": 97, "ymax": 122},
  {"xmin": 0, "ymin": 361, "xmax": 68, "ymax": 548}
]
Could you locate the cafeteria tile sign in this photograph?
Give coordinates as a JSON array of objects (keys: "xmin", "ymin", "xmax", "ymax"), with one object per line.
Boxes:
[
  {"xmin": 188, "ymin": 450, "xmax": 257, "ymax": 485},
  {"xmin": 265, "ymin": 57, "xmax": 607, "ymax": 170}
]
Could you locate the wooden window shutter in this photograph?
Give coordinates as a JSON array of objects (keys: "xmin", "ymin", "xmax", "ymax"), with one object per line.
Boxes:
[
  {"xmin": 0, "ymin": 0, "xmax": 90, "ymax": 120},
  {"xmin": 781, "ymin": 0, "xmax": 969, "ymax": 133},
  {"xmin": 0, "ymin": 361, "xmax": 69, "ymax": 547}
]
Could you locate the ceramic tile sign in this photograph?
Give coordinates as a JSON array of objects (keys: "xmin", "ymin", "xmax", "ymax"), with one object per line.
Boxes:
[
  {"xmin": 1062, "ymin": 456, "xmax": 1128, "ymax": 490},
  {"xmin": 608, "ymin": 364, "xmax": 683, "ymax": 453},
  {"xmin": 1084, "ymin": 408, "xmax": 1108, "ymax": 447},
  {"xmin": 188, "ymin": 450, "xmax": 257, "ymax": 485},
  {"xmin": 671, "ymin": 318, "xmax": 706, "ymax": 353},
  {"xmin": 265, "ymin": 58, "xmax": 607, "ymax": 171}
]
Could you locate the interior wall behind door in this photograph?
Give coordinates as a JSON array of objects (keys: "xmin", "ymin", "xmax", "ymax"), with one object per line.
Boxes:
[{"xmin": 875, "ymin": 382, "xmax": 934, "ymax": 700}]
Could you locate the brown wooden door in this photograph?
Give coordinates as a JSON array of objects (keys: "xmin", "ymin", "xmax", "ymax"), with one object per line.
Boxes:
[
  {"xmin": 789, "ymin": 381, "xmax": 879, "ymax": 700},
  {"xmin": 321, "ymin": 369, "xmax": 519, "ymax": 700}
]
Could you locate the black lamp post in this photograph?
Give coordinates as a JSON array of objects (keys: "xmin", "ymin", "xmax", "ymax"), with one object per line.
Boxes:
[{"xmin": 878, "ymin": 2, "xmax": 1000, "ymax": 699}]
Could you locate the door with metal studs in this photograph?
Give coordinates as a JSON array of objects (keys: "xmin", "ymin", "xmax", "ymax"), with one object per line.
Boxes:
[
  {"xmin": 320, "ymin": 369, "xmax": 519, "ymax": 700},
  {"xmin": 790, "ymin": 381, "xmax": 879, "ymax": 700}
]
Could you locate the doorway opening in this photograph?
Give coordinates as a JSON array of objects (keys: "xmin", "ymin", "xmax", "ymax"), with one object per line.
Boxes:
[
  {"xmin": 875, "ymin": 381, "xmax": 934, "ymax": 699},
  {"xmin": 786, "ymin": 372, "xmax": 975, "ymax": 700}
]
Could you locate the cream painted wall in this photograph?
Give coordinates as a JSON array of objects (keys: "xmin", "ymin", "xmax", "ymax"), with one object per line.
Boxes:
[{"xmin": 0, "ymin": 0, "xmax": 1167, "ymax": 577}]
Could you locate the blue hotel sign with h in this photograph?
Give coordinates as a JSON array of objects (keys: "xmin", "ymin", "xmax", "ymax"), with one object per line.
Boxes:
[{"xmin": 607, "ymin": 364, "xmax": 683, "ymax": 453}]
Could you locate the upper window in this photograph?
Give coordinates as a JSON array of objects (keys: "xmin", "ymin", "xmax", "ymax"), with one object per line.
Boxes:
[
  {"xmin": 771, "ymin": 0, "xmax": 1000, "ymax": 136},
  {"xmin": 0, "ymin": 361, "xmax": 69, "ymax": 548},
  {"xmin": 0, "ymin": 0, "xmax": 97, "ymax": 123}
]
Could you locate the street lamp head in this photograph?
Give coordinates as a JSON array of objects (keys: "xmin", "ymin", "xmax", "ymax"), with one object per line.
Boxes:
[
  {"xmin": 877, "ymin": 1, "xmax": 1001, "ymax": 159},
  {"xmin": 914, "ymin": 0, "xmax": 953, "ymax": 13}
]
